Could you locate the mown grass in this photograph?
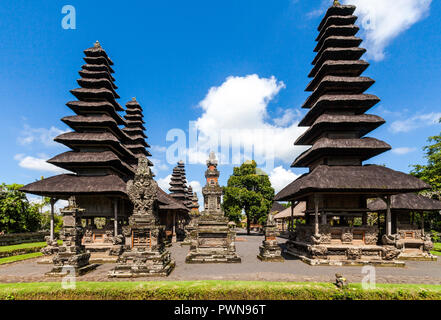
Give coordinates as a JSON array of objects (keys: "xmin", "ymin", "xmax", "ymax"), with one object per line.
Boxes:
[
  {"xmin": 431, "ymin": 243, "xmax": 441, "ymax": 256},
  {"xmin": 0, "ymin": 240, "xmax": 62, "ymax": 253},
  {"xmin": 0, "ymin": 252, "xmax": 43, "ymax": 265},
  {"xmin": 0, "ymin": 281, "xmax": 441, "ymax": 300}
]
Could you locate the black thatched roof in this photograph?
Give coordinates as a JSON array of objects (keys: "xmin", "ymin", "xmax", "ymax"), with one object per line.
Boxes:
[
  {"xmin": 275, "ymin": 165, "xmax": 430, "ymax": 201},
  {"xmin": 270, "ymin": 201, "xmax": 286, "ymax": 214},
  {"xmin": 157, "ymin": 188, "xmax": 189, "ymax": 212},
  {"xmin": 368, "ymin": 193, "xmax": 441, "ymax": 212}
]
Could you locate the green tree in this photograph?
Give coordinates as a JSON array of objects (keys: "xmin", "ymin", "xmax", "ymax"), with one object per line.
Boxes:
[
  {"xmin": 411, "ymin": 118, "xmax": 441, "ymax": 231},
  {"xmin": 222, "ymin": 161, "xmax": 275, "ymax": 235},
  {"xmin": 0, "ymin": 183, "xmax": 42, "ymax": 233}
]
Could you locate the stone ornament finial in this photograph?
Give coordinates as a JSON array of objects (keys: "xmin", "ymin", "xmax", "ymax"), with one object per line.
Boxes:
[
  {"xmin": 94, "ymin": 40, "xmax": 101, "ymax": 48},
  {"xmin": 127, "ymin": 157, "xmax": 158, "ymax": 217},
  {"xmin": 132, "ymin": 97, "xmax": 137, "ymax": 102},
  {"xmin": 333, "ymin": 0, "xmax": 341, "ymax": 6},
  {"xmin": 207, "ymin": 151, "xmax": 218, "ymax": 167}
]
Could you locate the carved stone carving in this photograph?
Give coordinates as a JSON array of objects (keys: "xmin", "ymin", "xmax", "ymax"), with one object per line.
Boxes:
[
  {"xmin": 341, "ymin": 231, "xmax": 353, "ymax": 244},
  {"xmin": 346, "ymin": 248, "xmax": 362, "ymax": 260},
  {"xmin": 382, "ymin": 246, "xmax": 401, "ymax": 260},
  {"xmin": 308, "ymin": 245, "xmax": 327, "ymax": 257}
]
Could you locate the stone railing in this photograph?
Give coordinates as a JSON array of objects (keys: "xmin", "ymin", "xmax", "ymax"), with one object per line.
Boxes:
[{"xmin": 0, "ymin": 231, "xmax": 49, "ymax": 246}]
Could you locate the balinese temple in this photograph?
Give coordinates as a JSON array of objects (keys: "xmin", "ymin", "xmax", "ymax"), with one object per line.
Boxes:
[
  {"xmin": 369, "ymin": 193, "xmax": 441, "ymax": 260},
  {"xmin": 20, "ymin": 42, "xmax": 188, "ymax": 262},
  {"xmin": 161, "ymin": 161, "xmax": 191, "ymax": 243},
  {"xmin": 275, "ymin": 2, "xmax": 430, "ymax": 266},
  {"xmin": 122, "ymin": 97, "xmax": 153, "ymax": 168}
]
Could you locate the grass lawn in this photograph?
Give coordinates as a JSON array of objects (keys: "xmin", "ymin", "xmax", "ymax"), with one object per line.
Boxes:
[
  {"xmin": 0, "ymin": 240, "xmax": 62, "ymax": 253},
  {"xmin": 0, "ymin": 281, "xmax": 441, "ymax": 300},
  {"xmin": 431, "ymin": 243, "xmax": 441, "ymax": 256},
  {"xmin": 0, "ymin": 252, "xmax": 43, "ymax": 265}
]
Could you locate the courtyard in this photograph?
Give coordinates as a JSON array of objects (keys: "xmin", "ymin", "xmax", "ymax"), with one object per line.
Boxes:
[{"xmin": 1, "ymin": 231, "xmax": 440, "ymax": 285}]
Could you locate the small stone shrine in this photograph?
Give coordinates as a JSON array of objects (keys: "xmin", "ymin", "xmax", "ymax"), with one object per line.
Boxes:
[
  {"xmin": 186, "ymin": 152, "xmax": 241, "ymax": 263},
  {"xmin": 108, "ymin": 158, "xmax": 175, "ymax": 277},
  {"xmin": 257, "ymin": 214, "xmax": 284, "ymax": 262},
  {"xmin": 46, "ymin": 197, "xmax": 98, "ymax": 276}
]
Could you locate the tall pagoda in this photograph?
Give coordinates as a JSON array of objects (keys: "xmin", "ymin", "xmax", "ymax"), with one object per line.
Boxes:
[
  {"xmin": 122, "ymin": 97, "xmax": 153, "ymax": 168},
  {"xmin": 22, "ymin": 41, "xmax": 138, "ymax": 228},
  {"xmin": 275, "ymin": 3, "xmax": 430, "ymax": 266},
  {"xmin": 169, "ymin": 161, "xmax": 189, "ymax": 204}
]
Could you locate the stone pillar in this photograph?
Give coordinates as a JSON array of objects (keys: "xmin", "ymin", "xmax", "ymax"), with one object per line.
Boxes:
[
  {"xmin": 314, "ymin": 196, "xmax": 319, "ymax": 236},
  {"xmin": 257, "ymin": 214, "xmax": 284, "ymax": 262},
  {"xmin": 421, "ymin": 212, "xmax": 425, "ymax": 237},
  {"xmin": 172, "ymin": 212, "xmax": 177, "ymax": 243},
  {"xmin": 113, "ymin": 199, "xmax": 118, "ymax": 237},
  {"xmin": 46, "ymin": 197, "xmax": 97, "ymax": 277},
  {"xmin": 50, "ymin": 198, "xmax": 56, "ymax": 241},
  {"xmin": 386, "ymin": 196, "xmax": 392, "ymax": 236}
]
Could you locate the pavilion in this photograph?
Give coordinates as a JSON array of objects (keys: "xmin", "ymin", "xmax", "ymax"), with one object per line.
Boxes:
[
  {"xmin": 369, "ymin": 193, "xmax": 441, "ymax": 260},
  {"xmin": 275, "ymin": 3, "xmax": 430, "ymax": 266}
]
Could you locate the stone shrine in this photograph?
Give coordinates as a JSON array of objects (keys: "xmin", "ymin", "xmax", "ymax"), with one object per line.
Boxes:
[
  {"xmin": 186, "ymin": 152, "xmax": 241, "ymax": 263},
  {"xmin": 257, "ymin": 214, "xmax": 284, "ymax": 262},
  {"xmin": 46, "ymin": 197, "xmax": 98, "ymax": 276},
  {"xmin": 109, "ymin": 158, "xmax": 175, "ymax": 277}
]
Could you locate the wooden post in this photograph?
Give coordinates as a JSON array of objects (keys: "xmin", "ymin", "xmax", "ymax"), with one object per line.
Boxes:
[
  {"xmin": 314, "ymin": 195, "xmax": 319, "ymax": 236},
  {"xmin": 421, "ymin": 212, "xmax": 425, "ymax": 237},
  {"xmin": 50, "ymin": 198, "xmax": 56, "ymax": 241},
  {"xmin": 290, "ymin": 203, "xmax": 294, "ymax": 232},
  {"xmin": 386, "ymin": 195, "xmax": 392, "ymax": 236},
  {"xmin": 172, "ymin": 212, "xmax": 176, "ymax": 243},
  {"xmin": 113, "ymin": 199, "xmax": 118, "ymax": 237}
]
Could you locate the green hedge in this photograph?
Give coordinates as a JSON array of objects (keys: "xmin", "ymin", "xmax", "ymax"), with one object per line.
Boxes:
[
  {"xmin": 1, "ymin": 281, "xmax": 441, "ymax": 300},
  {"xmin": 0, "ymin": 240, "xmax": 62, "ymax": 258}
]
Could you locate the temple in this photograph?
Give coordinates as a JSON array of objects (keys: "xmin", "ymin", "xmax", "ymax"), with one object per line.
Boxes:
[
  {"xmin": 369, "ymin": 193, "xmax": 441, "ymax": 261},
  {"xmin": 19, "ymin": 42, "xmax": 186, "ymax": 270},
  {"xmin": 275, "ymin": 3, "xmax": 430, "ymax": 266},
  {"xmin": 186, "ymin": 152, "xmax": 241, "ymax": 263}
]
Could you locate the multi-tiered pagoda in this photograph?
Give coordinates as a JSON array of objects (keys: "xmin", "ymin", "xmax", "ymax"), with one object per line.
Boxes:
[
  {"xmin": 122, "ymin": 98, "xmax": 153, "ymax": 168},
  {"xmin": 275, "ymin": 3, "xmax": 430, "ymax": 266}
]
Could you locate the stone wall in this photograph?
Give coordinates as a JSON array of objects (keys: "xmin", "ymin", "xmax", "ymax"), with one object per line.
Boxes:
[{"xmin": 0, "ymin": 231, "xmax": 49, "ymax": 246}]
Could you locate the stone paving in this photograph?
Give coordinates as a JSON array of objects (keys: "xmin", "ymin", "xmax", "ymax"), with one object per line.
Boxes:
[{"xmin": 1, "ymin": 231, "xmax": 440, "ymax": 284}]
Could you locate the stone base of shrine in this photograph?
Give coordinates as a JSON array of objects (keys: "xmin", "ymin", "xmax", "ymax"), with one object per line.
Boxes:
[
  {"xmin": 284, "ymin": 241, "xmax": 406, "ymax": 267},
  {"xmin": 37, "ymin": 256, "xmax": 54, "ymax": 264},
  {"xmin": 185, "ymin": 250, "xmax": 241, "ymax": 264},
  {"xmin": 257, "ymin": 254, "xmax": 285, "ymax": 262},
  {"xmin": 398, "ymin": 252, "xmax": 438, "ymax": 261},
  {"xmin": 45, "ymin": 263, "xmax": 99, "ymax": 277},
  {"xmin": 257, "ymin": 243, "xmax": 284, "ymax": 262},
  {"xmin": 108, "ymin": 250, "xmax": 175, "ymax": 278}
]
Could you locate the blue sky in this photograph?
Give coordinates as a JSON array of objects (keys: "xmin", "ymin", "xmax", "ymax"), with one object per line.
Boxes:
[{"xmin": 0, "ymin": 0, "xmax": 440, "ymax": 203}]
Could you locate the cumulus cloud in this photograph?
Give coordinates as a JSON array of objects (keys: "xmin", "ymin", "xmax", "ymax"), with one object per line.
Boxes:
[
  {"xmin": 188, "ymin": 180, "xmax": 202, "ymax": 195},
  {"xmin": 391, "ymin": 147, "xmax": 417, "ymax": 155},
  {"xmin": 189, "ymin": 75, "xmax": 307, "ymax": 167},
  {"xmin": 14, "ymin": 154, "xmax": 68, "ymax": 174},
  {"xmin": 18, "ymin": 124, "xmax": 70, "ymax": 147},
  {"xmin": 342, "ymin": 0, "xmax": 432, "ymax": 61},
  {"xmin": 150, "ymin": 157, "xmax": 169, "ymax": 173},
  {"xmin": 157, "ymin": 174, "xmax": 172, "ymax": 192},
  {"xmin": 390, "ymin": 112, "xmax": 441, "ymax": 133},
  {"xmin": 269, "ymin": 166, "xmax": 300, "ymax": 194}
]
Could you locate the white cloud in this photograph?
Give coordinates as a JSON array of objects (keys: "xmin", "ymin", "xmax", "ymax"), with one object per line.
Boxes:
[
  {"xmin": 269, "ymin": 166, "xmax": 300, "ymax": 194},
  {"xmin": 18, "ymin": 124, "xmax": 70, "ymax": 147},
  {"xmin": 390, "ymin": 112, "xmax": 441, "ymax": 133},
  {"xmin": 189, "ymin": 74, "xmax": 307, "ymax": 166},
  {"xmin": 150, "ymin": 157, "xmax": 169, "ymax": 173},
  {"xmin": 342, "ymin": 0, "xmax": 432, "ymax": 61},
  {"xmin": 28, "ymin": 196, "xmax": 69, "ymax": 214},
  {"xmin": 14, "ymin": 154, "xmax": 68, "ymax": 174},
  {"xmin": 151, "ymin": 145, "xmax": 167, "ymax": 153},
  {"xmin": 391, "ymin": 147, "xmax": 417, "ymax": 155},
  {"xmin": 188, "ymin": 180, "xmax": 202, "ymax": 195},
  {"xmin": 157, "ymin": 174, "xmax": 172, "ymax": 192}
]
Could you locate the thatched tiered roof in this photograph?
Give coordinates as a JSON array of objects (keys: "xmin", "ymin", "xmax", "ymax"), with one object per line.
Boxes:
[
  {"xmin": 169, "ymin": 161, "xmax": 190, "ymax": 208},
  {"xmin": 275, "ymin": 3, "xmax": 430, "ymax": 201},
  {"xmin": 122, "ymin": 98, "xmax": 153, "ymax": 167},
  {"xmin": 368, "ymin": 193, "xmax": 441, "ymax": 213},
  {"xmin": 21, "ymin": 42, "xmax": 142, "ymax": 197}
]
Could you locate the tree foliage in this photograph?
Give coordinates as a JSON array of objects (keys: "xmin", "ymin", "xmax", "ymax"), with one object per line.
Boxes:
[
  {"xmin": 0, "ymin": 184, "xmax": 42, "ymax": 233},
  {"xmin": 222, "ymin": 161, "xmax": 275, "ymax": 234},
  {"xmin": 411, "ymin": 119, "xmax": 441, "ymax": 194},
  {"xmin": 411, "ymin": 119, "xmax": 441, "ymax": 232}
]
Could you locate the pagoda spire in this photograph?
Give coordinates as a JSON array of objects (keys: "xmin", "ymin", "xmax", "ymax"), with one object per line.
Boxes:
[
  {"xmin": 122, "ymin": 97, "xmax": 153, "ymax": 167},
  {"xmin": 169, "ymin": 160, "xmax": 189, "ymax": 205},
  {"xmin": 48, "ymin": 41, "xmax": 137, "ymax": 178}
]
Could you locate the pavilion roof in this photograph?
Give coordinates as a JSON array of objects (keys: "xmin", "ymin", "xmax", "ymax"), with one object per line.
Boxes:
[
  {"xmin": 273, "ymin": 202, "xmax": 306, "ymax": 219},
  {"xmin": 368, "ymin": 193, "xmax": 441, "ymax": 212},
  {"xmin": 270, "ymin": 201, "xmax": 286, "ymax": 214},
  {"xmin": 275, "ymin": 165, "xmax": 430, "ymax": 201}
]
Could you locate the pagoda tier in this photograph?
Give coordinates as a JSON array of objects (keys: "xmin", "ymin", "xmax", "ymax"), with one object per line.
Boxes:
[
  {"xmin": 291, "ymin": 4, "xmax": 391, "ymax": 170},
  {"xmin": 122, "ymin": 98, "xmax": 153, "ymax": 164}
]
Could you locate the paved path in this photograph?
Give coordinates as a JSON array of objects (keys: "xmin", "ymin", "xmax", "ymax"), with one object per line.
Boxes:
[{"xmin": 1, "ymin": 232, "xmax": 440, "ymax": 284}]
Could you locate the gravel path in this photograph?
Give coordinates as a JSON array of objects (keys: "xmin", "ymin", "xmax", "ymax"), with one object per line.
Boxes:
[{"xmin": 1, "ymin": 232, "xmax": 440, "ymax": 284}]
